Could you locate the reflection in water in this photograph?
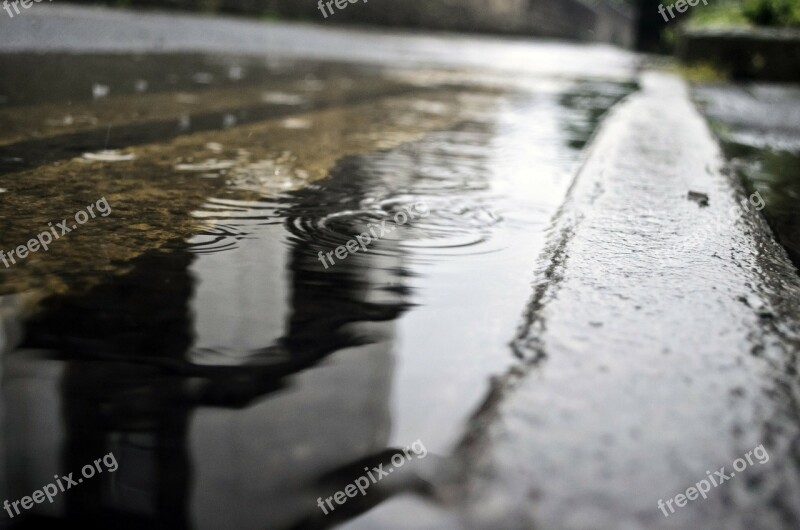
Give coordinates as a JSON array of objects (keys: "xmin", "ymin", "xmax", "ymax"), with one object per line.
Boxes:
[
  {"xmin": 9, "ymin": 159, "xmax": 408, "ymax": 527},
  {"xmin": 692, "ymin": 83, "xmax": 800, "ymax": 271},
  {"xmin": 0, "ymin": 52, "xmax": 635, "ymax": 528},
  {"xmin": 719, "ymin": 144, "xmax": 800, "ymax": 269}
]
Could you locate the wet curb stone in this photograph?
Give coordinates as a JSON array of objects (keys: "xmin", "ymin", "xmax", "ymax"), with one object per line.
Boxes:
[{"xmin": 451, "ymin": 71, "xmax": 800, "ymax": 529}]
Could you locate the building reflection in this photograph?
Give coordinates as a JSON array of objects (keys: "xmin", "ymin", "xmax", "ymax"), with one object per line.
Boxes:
[{"xmin": 0, "ymin": 154, "xmax": 411, "ymax": 529}]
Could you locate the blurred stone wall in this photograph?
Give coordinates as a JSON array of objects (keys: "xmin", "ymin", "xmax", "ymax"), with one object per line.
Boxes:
[
  {"xmin": 75, "ymin": 0, "xmax": 636, "ymax": 47},
  {"xmin": 268, "ymin": 0, "xmax": 635, "ymax": 46}
]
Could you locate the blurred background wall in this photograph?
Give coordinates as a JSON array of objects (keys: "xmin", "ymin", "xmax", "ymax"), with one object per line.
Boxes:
[{"xmin": 63, "ymin": 0, "xmax": 638, "ymax": 47}]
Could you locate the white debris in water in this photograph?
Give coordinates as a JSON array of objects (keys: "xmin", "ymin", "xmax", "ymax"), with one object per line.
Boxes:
[
  {"xmin": 92, "ymin": 84, "xmax": 110, "ymax": 99},
  {"xmin": 260, "ymin": 92, "xmax": 306, "ymax": 105},
  {"xmin": 174, "ymin": 159, "xmax": 236, "ymax": 172},
  {"xmin": 205, "ymin": 142, "xmax": 223, "ymax": 153},
  {"xmin": 178, "ymin": 115, "xmax": 191, "ymax": 130},
  {"xmin": 0, "ymin": 188, "xmax": 7, "ymax": 194},
  {"xmin": 282, "ymin": 118, "xmax": 311, "ymax": 130},
  {"xmin": 134, "ymin": 79, "xmax": 149, "ymax": 93},
  {"xmin": 82, "ymin": 150, "xmax": 136, "ymax": 162}
]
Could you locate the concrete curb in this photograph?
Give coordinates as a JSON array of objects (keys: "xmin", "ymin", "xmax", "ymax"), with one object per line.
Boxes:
[{"xmin": 454, "ymin": 71, "xmax": 800, "ymax": 529}]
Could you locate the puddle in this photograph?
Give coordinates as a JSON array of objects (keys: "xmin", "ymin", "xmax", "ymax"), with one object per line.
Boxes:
[{"xmin": 0, "ymin": 49, "xmax": 636, "ymax": 528}]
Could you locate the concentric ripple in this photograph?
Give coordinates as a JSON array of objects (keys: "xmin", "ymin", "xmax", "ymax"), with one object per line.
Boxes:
[
  {"xmin": 283, "ymin": 191, "xmax": 503, "ymax": 260},
  {"xmin": 279, "ymin": 124, "xmax": 507, "ymax": 260},
  {"xmin": 188, "ymin": 197, "xmax": 282, "ymax": 254}
]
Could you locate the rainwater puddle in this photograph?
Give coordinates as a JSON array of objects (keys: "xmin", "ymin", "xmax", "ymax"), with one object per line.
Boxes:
[{"xmin": 0, "ymin": 48, "xmax": 636, "ymax": 528}]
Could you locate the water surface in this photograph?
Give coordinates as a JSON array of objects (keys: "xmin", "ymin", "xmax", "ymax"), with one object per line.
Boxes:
[{"xmin": 0, "ymin": 44, "xmax": 637, "ymax": 528}]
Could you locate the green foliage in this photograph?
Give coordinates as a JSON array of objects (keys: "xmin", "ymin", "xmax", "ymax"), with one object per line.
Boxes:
[
  {"xmin": 742, "ymin": 0, "xmax": 800, "ymax": 26},
  {"xmin": 689, "ymin": 3, "xmax": 751, "ymax": 27},
  {"xmin": 690, "ymin": 0, "xmax": 800, "ymax": 28},
  {"xmin": 260, "ymin": 8, "xmax": 281, "ymax": 20},
  {"xmin": 672, "ymin": 62, "xmax": 730, "ymax": 83}
]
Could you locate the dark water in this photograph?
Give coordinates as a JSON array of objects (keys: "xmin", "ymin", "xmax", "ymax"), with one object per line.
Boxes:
[
  {"xmin": 693, "ymin": 83, "xmax": 800, "ymax": 270},
  {"xmin": 0, "ymin": 50, "xmax": 636, "ymax": 528}
]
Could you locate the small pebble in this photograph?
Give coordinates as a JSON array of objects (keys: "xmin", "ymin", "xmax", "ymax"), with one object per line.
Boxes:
[{"xmin": 687, "ymin": 190, "xmax": 709, "ymax": 207}]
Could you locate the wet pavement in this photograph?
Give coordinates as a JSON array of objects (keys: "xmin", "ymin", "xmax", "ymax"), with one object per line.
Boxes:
[{"xmin": 1, "ymin": 5, "xmax": 800, "ymax": 530}]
